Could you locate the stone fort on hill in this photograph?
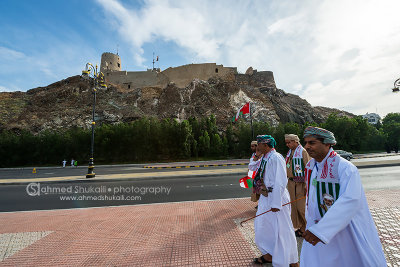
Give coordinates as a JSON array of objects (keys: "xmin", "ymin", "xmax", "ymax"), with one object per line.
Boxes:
[{"xmin": 100, "ymin": 52, "xmax": 277, "ymax": 90}]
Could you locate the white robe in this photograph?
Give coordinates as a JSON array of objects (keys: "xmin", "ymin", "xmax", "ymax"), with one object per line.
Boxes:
[
  {"xmin": 249, "ymin": 150, "xmax": 298, "ymax": 267},
  {"xmin": 300, "ymin": 148, "xmax": 386, "ymax": 267}
]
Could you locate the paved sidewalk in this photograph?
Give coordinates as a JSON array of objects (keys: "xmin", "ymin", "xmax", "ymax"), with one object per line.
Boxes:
[{"xmin": 0, "ymin": 189, "xmax": 399, "ymax": 266}]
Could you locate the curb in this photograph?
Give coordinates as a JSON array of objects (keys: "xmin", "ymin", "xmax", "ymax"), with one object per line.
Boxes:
[
  {"xmin": 0, "ymin": 164, "xmax": 146, "ymax": 171},
  {"xmin": 143, "ymin": 163, "xmax": 247, "ymax": 169},
  {"xmin": 0, "ymin": 171, "xmax": 243, "ymax": 186},
  {"xmin": 355, "ymin": 162, "xmax": 399, "ymax": 169}
]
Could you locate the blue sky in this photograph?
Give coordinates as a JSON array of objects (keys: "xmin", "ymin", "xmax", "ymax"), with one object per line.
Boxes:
[{"xmin": 1, "ymin": 0, "xmax": 400, "ymax": 117}]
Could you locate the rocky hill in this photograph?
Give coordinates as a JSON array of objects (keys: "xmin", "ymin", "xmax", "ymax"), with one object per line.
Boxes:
[{"xmin": 0, "ymin": 74, "xmax": 353, "ymax": 133}]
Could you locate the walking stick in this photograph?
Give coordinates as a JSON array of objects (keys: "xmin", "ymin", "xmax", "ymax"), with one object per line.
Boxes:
[{"xmin": 240, "ymin": 195, "xmax": 306, "ymax": 227}]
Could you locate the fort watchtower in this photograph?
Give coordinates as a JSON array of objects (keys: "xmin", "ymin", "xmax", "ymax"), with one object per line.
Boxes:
[{"xmin": 100, "ymin": 52, "xmax": 121, "ymax": 73}]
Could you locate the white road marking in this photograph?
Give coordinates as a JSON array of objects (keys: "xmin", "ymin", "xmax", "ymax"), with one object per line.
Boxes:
[{"xmin": 186, "ymin": 184, "xmax": 237, "ymax": 188}]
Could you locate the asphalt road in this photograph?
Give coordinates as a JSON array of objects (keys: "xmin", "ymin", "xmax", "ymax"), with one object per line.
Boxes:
[
  {"xmin": 1, "ymin": 154, "xmax": 399, "ymax": 180},
  {"xmin": 0, "ymin": 164, "xmax": 245, "ymax": 180},
  {"xmin": 0, "ymin": 165, "xmax": 399, "ymax": 212}
]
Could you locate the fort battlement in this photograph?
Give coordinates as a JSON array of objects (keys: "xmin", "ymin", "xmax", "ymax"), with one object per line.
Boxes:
[{"xmin": 100, "ymin": 52, "xmax": 276, "ymax": 89}]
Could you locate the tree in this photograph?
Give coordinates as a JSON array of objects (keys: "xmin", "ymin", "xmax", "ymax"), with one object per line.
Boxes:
[
  {"xmin": 225, "ymin": 123, "xmax": 235, "ymax": 155},
  {"xmin": 179, "ymin": 120, "xmax": 192, "ymax": 158},
  {"xmin": 273, "ymin": 123, "xmax": 286, "ymax": 153},
  {"xmin": 235, "ymin": 121, "xmax": 252, "ymax": 158},
  {"xmin": 198, "ymin": 130, "xmax": 210, "ymax": 157},
  {"xmin": 382, "ymin": 113, "xmax": 400, "ymax": 153},
  {"xmin": 221, "ymin": 136, "xmax": 229, "ymax": 157},
  {"xmin": 210, "ymin": 133, "xmax": 222, "ymax": 156},
  {"xmin": 206, "ymin": 114, "xmax": 218, "ymax": 136}
]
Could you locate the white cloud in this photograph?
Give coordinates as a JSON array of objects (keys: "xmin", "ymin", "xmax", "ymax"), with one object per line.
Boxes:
[
  {"xmin": 0, "ymin": 85, "xmax": 9, "ymax": 92},
  {"xmin": 299, "ymin": 0, "xmax": 400, "ymax": 116},
  {"xmin": 96, "ymin": 0, "xmax": 400, "ymax": 116},
  {"xmin": 0, "ymin": 47, "xmax": 26, "ymax": 61},
  {"xmin": 267, "ymin": 14, "xmax": 307, "ymax": 35},
  {"xmin": 0, "ymin": 40, "xmax": 99, "ymax": 91},
  {"xmin": 96, "ymin": 0, "xmax": 223, "ymax": 65}
]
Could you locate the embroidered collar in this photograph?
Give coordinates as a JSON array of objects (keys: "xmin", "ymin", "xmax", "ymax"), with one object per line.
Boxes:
[
  {"xmin": 317, "ymin": 148, "xmax": 338, "ymax": 179},
  {"xmin": 255, "ymin": 148, "xmax": 275, "ymax": 180},
  {"xmin": 285, "ymin": 144, "xmax": 303, "ymax": 162}
]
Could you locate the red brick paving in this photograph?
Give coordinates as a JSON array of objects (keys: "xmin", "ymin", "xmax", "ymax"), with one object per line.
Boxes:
[
  {"xmin": 0, "ymin": 199, "xmax": 257, "ymax": 266},
  {"xmin": 0, "ymin": 189, "xmax": 399, "ymax": 266}
]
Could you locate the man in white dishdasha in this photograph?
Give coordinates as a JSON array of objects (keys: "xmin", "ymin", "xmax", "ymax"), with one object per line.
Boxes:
[
  {"xmin": 300, "ymin": 126, "xmax": 386, "ymax": 267},
  {"xmin": 249, "ymin": 134, "xmax": 298, "ymax": 267}
]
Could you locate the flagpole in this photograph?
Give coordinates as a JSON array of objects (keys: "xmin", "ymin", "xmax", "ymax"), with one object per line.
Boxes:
[
  {"xmin": 250, "ymin": 102, "xmax": 254, "ymax": 140},
  {"xmin": 152, "ymin": 52, "xmax": 155, "ymax": 70}
]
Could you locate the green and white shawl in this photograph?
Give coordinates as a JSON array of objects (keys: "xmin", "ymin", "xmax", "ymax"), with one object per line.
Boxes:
[{"xmin": 285, "ymin": 144, "xmax": 306, "ymax": 182}]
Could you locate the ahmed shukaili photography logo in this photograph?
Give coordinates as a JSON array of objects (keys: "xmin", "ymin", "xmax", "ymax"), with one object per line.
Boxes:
[
  {"xmin": 26, "ymin": 182, "xmax": 41, "ymax": 196},
  {"xmin": 25, "ymin": 182, "xmax": 172, "ymax": 202}
]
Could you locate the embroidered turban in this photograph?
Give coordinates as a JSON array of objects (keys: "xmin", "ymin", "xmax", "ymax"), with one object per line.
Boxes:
[
  {"xmin": 303, "ymin": 126, "xmax": 337, "ymax": 145},
  {"xmin": 251, "ymin": 141, "xmax": 258, "ymax": 145},
  {"xmin": 256, "ymin": 135, "xmax": 276, "ymax": 147},
  {"xmin": 284, "ymin": 134, "xmax": 300, "ymax": 142},
  {"xmin": 323, "ymin": 193, "xmax": 334, "ymax": 201}
]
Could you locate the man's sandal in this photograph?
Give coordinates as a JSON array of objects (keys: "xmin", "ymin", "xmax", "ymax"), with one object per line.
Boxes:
[{"xmin": 253, "ymin": 256, "xmax": 272, "ymax": 264}]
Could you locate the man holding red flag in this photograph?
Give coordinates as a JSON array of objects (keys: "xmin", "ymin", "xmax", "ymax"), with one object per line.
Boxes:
[
  {"xmin": 249, "ymin": 141, "xmax": 260, "ymax": 205},
  {"xmin": 239, "ymin": 141, "xmax": 260, "ymax": 192},
  {"xmin": 249, "ymin": 135, "xmax": 298, "ymax": 267},
  {"xmin": 239, "ymin": 141, "xmax": 260, "ymax": 193}
]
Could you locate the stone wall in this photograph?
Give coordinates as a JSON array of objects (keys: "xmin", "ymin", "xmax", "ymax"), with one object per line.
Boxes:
[
  {"xmin": 105, "ymin": 70, "xmax": 169, "ymax": 89},
  {"xmin": 99, "ymin": 52, "xmax": 275, "ymax": 90},
  {"xmin": 162, "ymin": 63, "xmax": 237, "ymax": 88},
  {"xmin": 105, "ymin": 62, "xmax": 238, "ymax": 89}
]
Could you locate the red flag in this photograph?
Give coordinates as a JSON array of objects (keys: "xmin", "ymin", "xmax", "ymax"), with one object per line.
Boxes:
[
  {"xmin": 239, "ymin": 176, "xmax": 253, "ymax": 188},
  {"xmin": 233, "ymin": 102, "xmax": 250, "ymax": 122}
]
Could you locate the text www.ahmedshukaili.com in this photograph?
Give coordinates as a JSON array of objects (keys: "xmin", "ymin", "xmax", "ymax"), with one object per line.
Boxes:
[{"xmin": 59, "ymin": 195, "xmax": 142, "ymax": 201}]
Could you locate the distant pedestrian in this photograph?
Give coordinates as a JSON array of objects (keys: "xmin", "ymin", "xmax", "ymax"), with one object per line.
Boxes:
[
  {"xmin": 249, "ymin": 141, "xmax": 261, "ymax": 206},
  {"xmin": 74, "ymin": 160, "xmax": 78, "ymax": 168},
  {"xmin": 71, "ymin": 159, "xmax": 74, "ymax": 167},
  {"xmin": 62, "ymin": 159, "xmax": 67, "ymax": 168},
  {"xmin": 300, "ymin": 126, "xmax": 386, "ymax": 267}
]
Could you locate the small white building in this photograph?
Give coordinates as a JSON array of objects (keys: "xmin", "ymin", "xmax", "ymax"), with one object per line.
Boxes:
[{"xmin": 362, "ymin": 112, "xmax": 381, "ymax": 124}]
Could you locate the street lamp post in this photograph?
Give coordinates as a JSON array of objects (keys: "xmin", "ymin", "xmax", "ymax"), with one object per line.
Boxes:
[
  {"xmin": 81, "ymin": 63, "xmax": 107, "ymax": 178},
  {"xmin": 393, "ymin": 78, "xmax": 400, "ymax": 93}
]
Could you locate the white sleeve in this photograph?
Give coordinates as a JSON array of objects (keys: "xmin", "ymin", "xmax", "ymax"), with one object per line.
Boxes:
[
  {"xmin": 308, "ymin": 161, "xmax": 362, "ymax": 244},
  {"xmin": 248, "ymin": 157, "xmax": 260, "ymax": 171},
  {"xmin": 268, "ymin": 154, "xmax": 287, "ymax": 209}
]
